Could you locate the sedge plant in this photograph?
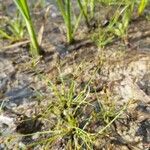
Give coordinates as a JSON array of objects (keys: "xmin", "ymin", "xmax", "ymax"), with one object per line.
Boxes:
[
  {"xmin": 26, "ymin": 66, "xmax": 127, "ymax": 149},
  {"xmin": 95, "ymin": 0, "xmax": 135, "ymax": 47},
  {"xmin": 3, "ymin": 66, "xmax": 129, "ymax": 149},
  {"xmin": 13, "ymin": 0, "xmax": 41, "ymax": 57},
  {"xmin": 109, "ymin": 2, "xmax": 134, "ymax": 43},
  {"xmin": 25, "ymin": 77, "xmax": 128, "ymax": 149},
  {"xmin": 24, "ymin": 79, "xmax": 95, "ymax": 149},
  {"xmin": 95, "ymin": 0, "xmax": 149, "ymax": 48}
]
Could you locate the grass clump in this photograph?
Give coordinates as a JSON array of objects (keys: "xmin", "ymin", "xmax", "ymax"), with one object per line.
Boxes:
[
  {"xmin": 92, "ymin": 0, "xmax": 149, "ymax": 47},
  {"xmin": 37, "ymin": 79, "xmax": 95, "ymax": 149},
  {"xmin": 92, "ymin": 2, "xmax": 126, "ymax": 47},
  {"xmin": 0, "ymin": 14, "xmax": 25, "ymax": 42},
  {"xmin": 11, "ymin": 69, "xmax": 129, "ymax": 149}
]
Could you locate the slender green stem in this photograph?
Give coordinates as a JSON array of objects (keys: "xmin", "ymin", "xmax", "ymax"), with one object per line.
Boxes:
[
  {"xmin": 25, "ymin": 18, "xmax": 40, "ymax": 56},
  {"xmin": 66, "ymin": 0, "xmax": 74, "ymax": 44},
  {"xmin": 138, "ymin": 0, "xmax": 148, "ymax": 15},
  {"xmin": 57, "ymin": 0, "xmax": 74, "ymax": 44},
  {"xmin": 77, "ymin": 0, "xmax": 90, "ymax": 28},
  {"xmin": 56, "ymin": 0, "xmax": 66, "ymax": 21},
  {"xmin": 13, "ymin": 0, "xmax": 41, "ymax": 57},
  {"xmin": 90, "ymin": 0, "xmax": 95, "ymax": 18}
]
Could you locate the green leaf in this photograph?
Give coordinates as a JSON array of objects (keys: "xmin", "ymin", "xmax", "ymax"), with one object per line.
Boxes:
[{"xmin": 138, "ymin": 0, "xmax": 148, "ymax": 15}]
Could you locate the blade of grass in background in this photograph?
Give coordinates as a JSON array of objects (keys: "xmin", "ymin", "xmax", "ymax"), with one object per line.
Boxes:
[
  {"xmin": 56, "ymin": 0, "xmax": 84, "ymax": 44},
  {"xmin": 56, "ymin": 0, "xmax": 74, "ymax": 44},
  {"xmin": 77, "ymin": 0, "xmax": 96, "ymax": 28},
  {"xmin": 138, "ymin": 0, "xmax": 148, "ymax": 15},
  {"xmin": 90, "ymin": 0, "xmax": 95, "ymax": 18},
  {"xmin": 13, "ymin": 0, "xmax": 41, "ymax": 57},
  {"xmin": 66, "ymin": 0, "xmax": 73, "ymax": 44},
  {"xmin": 77, "ymin": 0, "xmax": 90, "ymax": 28}
]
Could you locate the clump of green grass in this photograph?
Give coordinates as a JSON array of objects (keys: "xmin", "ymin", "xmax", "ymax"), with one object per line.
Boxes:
[
  {"xmin": 6, "ymin": 66, "xmax": 129, "ymax": 149},
  {"xmin": 30, "ymin": 79, "xmax": 129, "ymax": 149},
  {"xmin": 13, "ymin": 0, "xmax": 41, "ymax": 57},
  {"xmin": 108, "ymin": 2, "xmax": 134, "ymax": 44},
  {"xmin": 93, "ymin": 0, "xmax": 149, "ymax": 47},
  {"xmin": 92, "ymin": 0, "xmax": 149, "ymax": 48},
  {"xmin": 2, "ymin": 66, "xmax": 131, "ymax": 149},
  {"xmin": 37, "ymin": 79, "xmax": 95, "ymax": 149},
  {"xmin": 0, "ymin": 14, "xmax": 25, "ymax": 42}
]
